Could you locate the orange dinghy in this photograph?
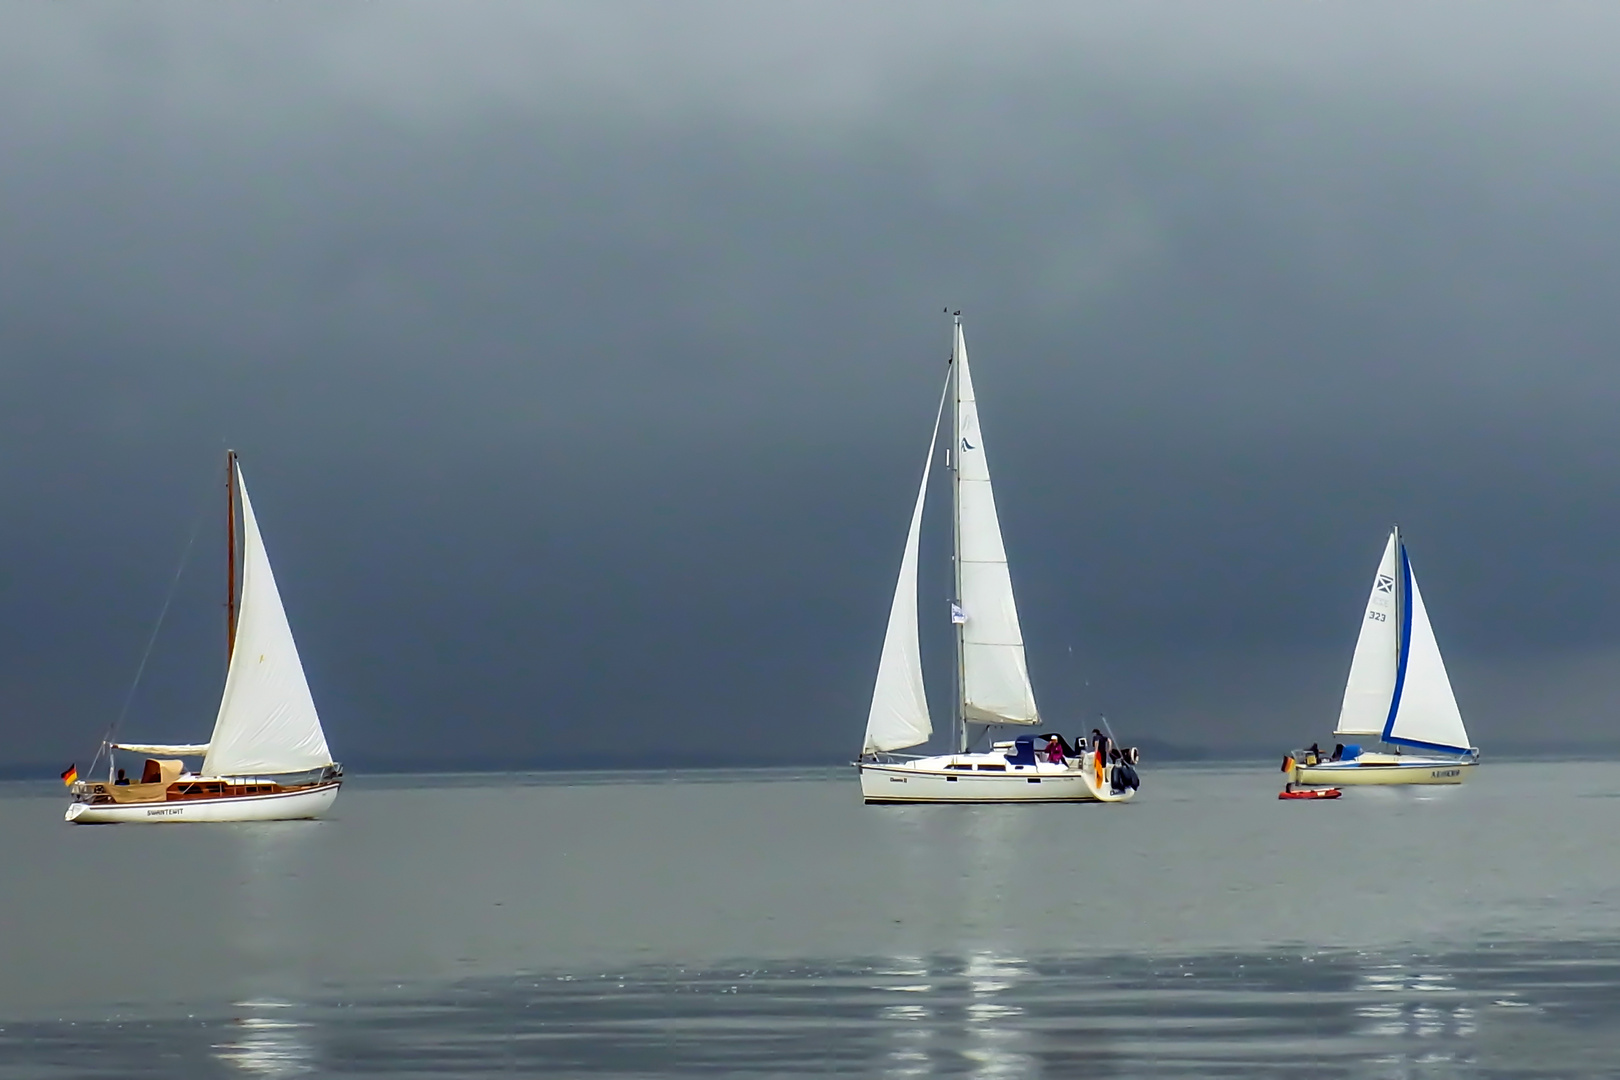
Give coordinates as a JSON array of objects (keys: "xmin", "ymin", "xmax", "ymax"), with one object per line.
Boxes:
[{"xmin": 1279, "ymin": 786, "xmax": 1341, "ymax": 800}]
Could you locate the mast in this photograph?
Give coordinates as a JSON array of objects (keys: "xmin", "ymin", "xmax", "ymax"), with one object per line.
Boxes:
[
  {"xmin": 1392, "ymin": 524, "xmax": 1403, "ymax": 661},
  {"xmin": 951, "ymin": 312, "xmax": 967, "ymax": 754},
  {"xmin": 1389, "ymin": 522, "xmax": 1403, "ymax": 749},
  {"xmin": 225, "ymin": 449, "xmax": 238, "ymax": 663}
]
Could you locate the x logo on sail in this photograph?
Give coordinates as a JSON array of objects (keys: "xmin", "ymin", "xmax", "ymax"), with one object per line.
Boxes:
[{"xmin": 1375, "ymin": 574, "xmax": 1394, "ymax": 593}]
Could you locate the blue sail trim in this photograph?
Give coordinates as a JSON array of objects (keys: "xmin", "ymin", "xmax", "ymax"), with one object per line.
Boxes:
[
  {"xmin": 1385, "ymin": 734, "xmax": 1474, "ymax": 755},
  {"xmin": 1380, "ymin": 541, "xmax": 1413, "ymax": 743}
]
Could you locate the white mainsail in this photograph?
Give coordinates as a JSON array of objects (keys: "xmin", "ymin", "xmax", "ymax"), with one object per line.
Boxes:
[
  {"xmin": 201, "ymin": 466, "xmax": 333, "ymax": 777},
  {"xmin": 954, "ymin": 324, "xmax": 1040, "ymax": 727},
  {"xmin": 862, "ymin": 376, "xmax": 950, "ymax": 754},
  {"xmin": 1334, "ymin": 531, "xmax": 1400, "ymax": 738},
  {"xmin": 1384, "ymin": 550, "xmax": 1470, "ymax": 753}
]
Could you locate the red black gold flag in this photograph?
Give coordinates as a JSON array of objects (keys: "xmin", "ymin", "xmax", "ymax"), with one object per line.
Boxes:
[{"xmin": 60, "ymin": 764, "xmax": 78, "ymax": 786}]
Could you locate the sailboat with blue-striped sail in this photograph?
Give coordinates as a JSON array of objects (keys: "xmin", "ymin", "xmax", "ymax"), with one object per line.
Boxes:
[{"xmin": 1289, "ymin": 526, "xmax": 1479, "ymax": 786}]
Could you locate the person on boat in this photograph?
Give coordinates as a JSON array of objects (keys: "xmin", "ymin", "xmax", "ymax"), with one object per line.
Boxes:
[
  {"xmin": 114, "ymin": 769, "xmax": 129, "ymax": 786},
  {"xmin": 1044, "ymin": 736, "xmax": 1065, "ymax": 764},
  {"xmin": 1304, "ymin": 742, "xmax": 1322, "ymax": 766}
]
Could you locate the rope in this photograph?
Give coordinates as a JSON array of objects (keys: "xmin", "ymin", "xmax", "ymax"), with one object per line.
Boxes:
[{"xmin": 87, "ymin": 507, "xmax": 207, "ymax": 779}]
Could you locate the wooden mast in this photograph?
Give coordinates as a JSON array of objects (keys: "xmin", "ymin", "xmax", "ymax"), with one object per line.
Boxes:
[{"xmin": 226, "ymin": 449, "xmax": 238, "ymax": 662}]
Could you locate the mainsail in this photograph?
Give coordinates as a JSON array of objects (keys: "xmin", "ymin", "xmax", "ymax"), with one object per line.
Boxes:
[
  {"xmin": 1383, "ymin": 544, "xmax": 1471, "ymax": 753},
  {"xmin": 954, "ymin": 323, "xmax": 1040, "ymax": 727},
  {"xmin": 201, "ymin": 465, "xmax": 333, "ymax": 777},
  {"xmin": 1334, "ymin": 531, "xmax": 1400, "ymax": 738},
  {"xmin": 862, "ymin": 375, "xmax": 950, "ymax": 754}
]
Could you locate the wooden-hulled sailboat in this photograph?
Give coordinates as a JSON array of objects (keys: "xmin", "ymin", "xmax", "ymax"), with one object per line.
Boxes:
[
  {"xmin": 66, "ymin": 452, "xmax": 342, "ymax": 823},
  {"xmin": 1286, "ymin": 526, "xmax": 1478, "ymax": 787},
  {"xmin": 855, "ymin": 316, "xmax": 1139, "ymax": 803}
]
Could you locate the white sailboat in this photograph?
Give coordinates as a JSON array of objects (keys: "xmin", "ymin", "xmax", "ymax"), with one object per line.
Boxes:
[
  {"xmin": 66, "ymin": 452, "xmax": 342, "ymax": 823},
  {"xmin": 856, "ymin": 316, "xmax": 1138, "ymax": 803},
  {"xmin": 1288, "ymin": 526, "xmax": 1478, "ymax": 787}
]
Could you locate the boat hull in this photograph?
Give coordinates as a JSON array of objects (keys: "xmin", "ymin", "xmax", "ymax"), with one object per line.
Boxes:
[
  {"xmin": 65, "ymin": 781, "xmax": 341, "ymax": 824},
  {"xmin": 1292, "ymin": 758, "xmax": 1474, "ymax": 787},
  {"xmin": 859, "ymin": 756, "xmax": 1134, "ymax": 803}
]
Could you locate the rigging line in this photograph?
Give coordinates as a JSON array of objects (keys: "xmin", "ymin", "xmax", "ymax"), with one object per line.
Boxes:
[
  {"xmin": 88, "ymin": 506, "xmax": 208, "ymax": 776},
  {"xmin": 1072, "ymin": 666, "xmax": 1115, "ymax": 743},
  {"xmin": 1099, "ymin": 712, "xmax": 1119, "ymax": 748}
]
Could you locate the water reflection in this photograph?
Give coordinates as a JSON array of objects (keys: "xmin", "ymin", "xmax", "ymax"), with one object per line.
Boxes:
[
  {"xmin": 962, "ymin": 952, "xmax": 1031, "ymax": 1079},
  {"xmin": 212, "ymin": 999, "xmax": 314, "ymax": 1077},
  {"xmin": 1352, "ymin": 958, "xmax": 1474, "ymax": 1074},
  {"xmin": 228, "ymin": 821, "xmax": 325, "ymax": 973},
  {"xmin": 876, "ymin": 955, "xmax": 935, "ymax": 1078},
  {"xmin": 9, "ymin": 941, "xmax": 1620, "ymax": 1077},
  {"xmin": 211, "ymin": 824, "xmax": 325, "ymax": 1076}
]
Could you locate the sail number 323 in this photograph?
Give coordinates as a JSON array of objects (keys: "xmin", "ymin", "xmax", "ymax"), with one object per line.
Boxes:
[{"xmin": 1367, "ymin": 611, "xmax": 1387, "ymax": 621}]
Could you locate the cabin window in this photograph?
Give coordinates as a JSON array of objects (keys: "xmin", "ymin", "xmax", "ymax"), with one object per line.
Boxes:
[
  {"xmin": 946, "ymin": 763, "xmax": 972, "ymax": 771},
  {"xmin": 945, "ymin": 776, "xmax": 958, "ymax": 782},
  {"xmin": 1027, "ymin": 778, "xmax": 1041, "ymax": 784},
  {"xmin": 977, "ymin": 764, "xmax": 1006, "ymax": 772}
]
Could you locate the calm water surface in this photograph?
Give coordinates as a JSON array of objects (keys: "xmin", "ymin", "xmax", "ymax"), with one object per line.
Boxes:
[{"xmin": 3, "ymin": 761, "xmax": 1619, "ymax": 1076}]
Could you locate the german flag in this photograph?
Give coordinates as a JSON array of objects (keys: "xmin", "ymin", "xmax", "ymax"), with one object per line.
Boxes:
[
  {"xmin": 61, "ymin": 764, "xmax": 78, "ymax": 787},
  {"xmin": 1280, "ymin": 755, "xmax": 1295, "ymax": 774}
]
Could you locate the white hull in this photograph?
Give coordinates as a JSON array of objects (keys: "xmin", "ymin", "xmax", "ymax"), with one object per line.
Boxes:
[
  {"xmin": 65, "ymin": 782, "xmax": 340, "ymax": 824},
  {"xmin": 1293, "ymin": 756, "xmax": 1474, "ymax": 787},
  {"xmin": 859, "ymin": 754, "xmax": 1134, "ymax": 803}
]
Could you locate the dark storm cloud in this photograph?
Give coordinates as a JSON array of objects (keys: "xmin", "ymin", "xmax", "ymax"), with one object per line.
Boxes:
[{"xmin": 4, "ymin": 3, "xmax": 1620, "ymax": 767}]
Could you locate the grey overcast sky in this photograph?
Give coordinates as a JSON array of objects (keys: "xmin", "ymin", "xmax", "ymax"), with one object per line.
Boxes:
[{"xmin": 3, "ymin": 3, "xmax": 1620, "ymax": 768}]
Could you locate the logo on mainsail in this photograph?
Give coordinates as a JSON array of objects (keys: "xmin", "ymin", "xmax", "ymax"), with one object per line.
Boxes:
[
  {"xmin": 961, "ymin": 437, "xmax": 975, "ymax": 451},
  {"xmin": 950, "ymin": 601, "xmax": 966, "ymax": 624},
  {"xmin": 1375, "ymin": 574, "xmax": 1395, "ymax": 593}
]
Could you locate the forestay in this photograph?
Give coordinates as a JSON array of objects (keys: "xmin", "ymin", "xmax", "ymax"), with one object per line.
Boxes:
[
  {"xmin": 1383, "ymin": 547, "xmax": 1471, "ymax": 754},
  {"xmin": 202, "ymin": 467, "xmax": 333, "ymax": 777},
  {"xmin": 1334, "ymin": 531, "xmax": 1400, "ymax": 738},
  {"xmin": 954, "ymin": 324, "xmax": 1040, "ymax": 727},
  {"xmin": 862, "ymin": 374, "xmax": 951, "ymax": 754}
]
